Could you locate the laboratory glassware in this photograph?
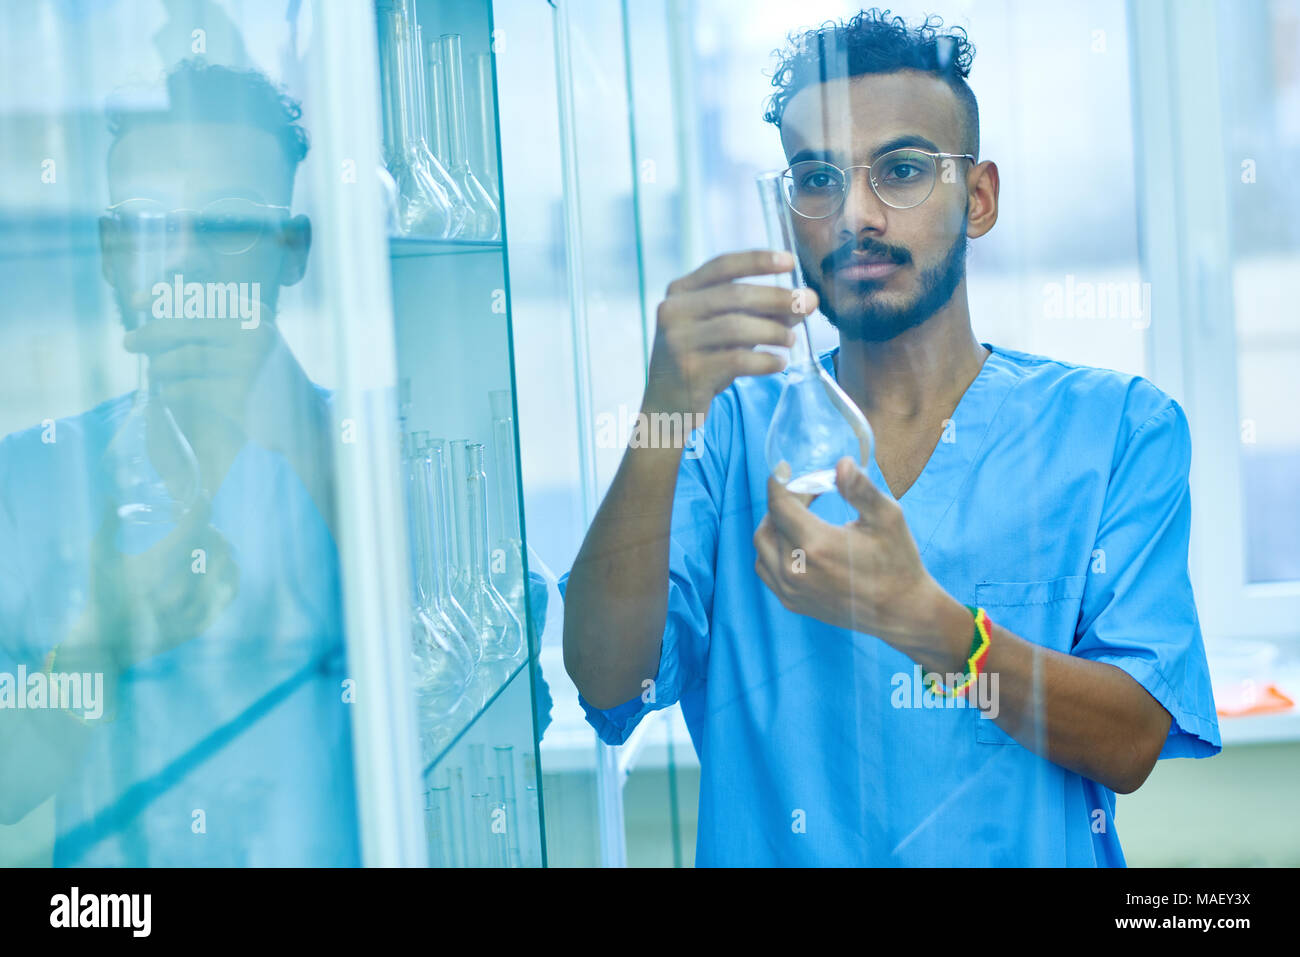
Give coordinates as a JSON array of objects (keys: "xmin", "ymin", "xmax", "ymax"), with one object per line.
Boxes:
[
  {"xmin": 412, "ymin": 432, "xmax": 479, "ymax": 676},
  {"xmin": 756, "ymin": 170, "xmax": 874, "ymax": 494},
  {"xmin": 494, "ymin": 744, "xmax": 519, "ymax": 866},
  {"xmin": 378, "ymin": 6, "xmax": 466, "ymax": 238},
  {"xmin": 438, "ymin": 34, "xmax": 500, "ymax": 240},
  {"xmin": 489, "ymin": 389, "xmax": 525, "ymax": 609},
  {"xmin": 100, "ymin": 207, "xmax": 202, "ymax": 534},
  {"xmin": 405, "ymin": 433, "xmax": 474, "ymax": 717},
  {"xmin": 424, "ymin": 43, "xmax": 450, "ymax": 164},
  {"xmin": 470, "ymin": 52, "xmax": 500, "ymax": 206},
  {"xmin": 461, "ymin": 443, "xmax": 524, "ymax": 663},
  {"xmin": 429, "ymin": 438, "xmax": 483, "ymax": 670},
  {"xmin": 410, "ymin": 20, "xmax": 473, "ymax": 231},
  {"xmin": 448, "ymin": 438, "xmax": 474, "ymax": 606}
]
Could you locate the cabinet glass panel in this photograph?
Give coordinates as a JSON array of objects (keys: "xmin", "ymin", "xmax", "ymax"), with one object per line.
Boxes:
[
  {"xmin": 375, "ymin": 0, "xmax": 546, "ymax": 866},
  {"xmin": 0, "ymin": 2, "xmax": 364, "ymax": 865}
]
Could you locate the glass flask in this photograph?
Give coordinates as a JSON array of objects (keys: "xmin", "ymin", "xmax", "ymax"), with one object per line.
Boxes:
[
  {"xmin": 438, "ymin": 34, "xmax": 501, "ymax": 240},
  {"xmin": 427, "ymin": 438, "xmax": 483, "ymax": 669},
  {"xmin": 448, "ymin": 438, "xmax": 474, "ymax": 607},
  {"xmin": 103, "ymin": 363, "xmax": 203, "ymax": 532},
  {"xmin": 469, "ymin": 52, "xmax": 500, "ymax": 207},
  {"xmin": 426, "ymin": 777, "xmax": 453, "ymax": 867},
  {"xmin": 461, "ymin": 443, "xmax": 524, "ymax": 663},
  {"xmin": 404, "ymin": 432, "xmax": 474, "ymax": 718},
  {"xmin": 424, "ymin": 43, "xmax": 450, "ymax": 164},
  {"xmin": 449, "ymin": 765, "xmax": 470, "ymax": 867},
  {"xmin": 489, "ymin": 389, "xmax": 525, "ymax": 610},
  {"xmin": 494, "ymin": 744, "xmax": 520, "ymax": 867},
  {"xmin": 756, "ymin": 170, "xmax": 874, "ymax": 494},
  {"xmin": 100, "ymin": 208, "xmax": 202, "ymax": 536},
  {"xmin": 377, "ymin": 6, "xmax": 467, "ymax": 238},
  {"xmin": 410, "ymin": 20, "xmax": 472, "ymax": 231}
]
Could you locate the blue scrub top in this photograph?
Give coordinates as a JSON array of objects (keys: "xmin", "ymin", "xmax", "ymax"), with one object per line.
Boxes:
[
  {"xmin": 0, "ymin": 392, "xmax": 360, "ymax": 866},
  {"xmin": 567, "ymin": 343, "xmax": 1220, "ymax": 866}
]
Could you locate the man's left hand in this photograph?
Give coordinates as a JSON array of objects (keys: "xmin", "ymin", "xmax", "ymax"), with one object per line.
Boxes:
[{"xmin": 754, "ymin": 457, "xmax": 960, "ymax": 656}]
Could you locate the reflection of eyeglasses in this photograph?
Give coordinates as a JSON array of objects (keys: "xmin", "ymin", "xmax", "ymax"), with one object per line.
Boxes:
[
  {"xmin": 781, "ymin": 149, "xmax": 976, "ymax": 217},
  {"xmin": 105, "ymin": 197, "xmax": 291, "ymax": 255}
]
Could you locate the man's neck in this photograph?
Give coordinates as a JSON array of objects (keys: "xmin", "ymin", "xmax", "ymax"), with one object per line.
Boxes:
[{"xmin": 835, "ymin": 288, "xmax": 989, "ymax": 425}]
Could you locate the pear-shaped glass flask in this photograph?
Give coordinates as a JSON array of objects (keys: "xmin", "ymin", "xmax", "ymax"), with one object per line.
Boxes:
[
  {"xmin": 104, "ymin": 362, "xmax": 203, "ymax": 527},
  {"xmin": 488, "ymin": 389, "xmax": 524, "ymax": 610},
  {"xmin": 404, "ymin": 432, "xmax": 473, "ymax": 717},
  {"xmin": 438, "ymin": 34, "xmax": 500, "ymax": 240},
  {"xmin": 461, "ymin": 443, "xmax": 523, "ymax": 663},
  {"xmin": 101, "ymin": 207, "xmax": 202, "ymax": 533},
  {"xmin": 756, "ymin": 171, "xmax": 874, "ymax": 494},
  {"xmin": 377, "ymin": 6, "xmax": 466, "ymax": 238}
]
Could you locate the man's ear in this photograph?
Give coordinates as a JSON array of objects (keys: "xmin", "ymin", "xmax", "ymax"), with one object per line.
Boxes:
[
  {"xmin": 966, "ymin": 160, "xmax": 999, "ymax": 240},
  {"xmin": 277, "ymin": 215, "xmax": 311, "ymax": 287}
]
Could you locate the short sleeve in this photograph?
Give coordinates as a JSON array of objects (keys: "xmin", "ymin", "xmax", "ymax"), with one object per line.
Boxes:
[
  {"xmin": 1072, "ymin": 398, "xmax": 1221, "ymax": 758},
  {"xmin": 560, "ymin": 405, "xmax": 729, "ymax": 746}
]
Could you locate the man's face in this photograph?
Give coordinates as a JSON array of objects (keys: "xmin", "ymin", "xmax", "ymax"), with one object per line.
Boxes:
[
  {"xmin": 101, "ymin": 121, "xmax": 306, "ymax": 327},
  {"xmin": 780, "ymin": 70, "xmax": 972, "ymax": 342}
]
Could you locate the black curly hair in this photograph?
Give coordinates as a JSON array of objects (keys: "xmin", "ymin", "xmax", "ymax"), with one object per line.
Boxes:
[
  {"xmin": 107, "ymin": 59, "xmax": 310, "ymax": 169},
  {"xmin": 763, "ymin": 8, "xmax": 979, "ymax": 159}
]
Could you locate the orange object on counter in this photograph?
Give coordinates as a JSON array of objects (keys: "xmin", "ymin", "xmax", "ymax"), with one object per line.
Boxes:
[{"xmin": 1215, "ymin": 681, "xmax": 1295, "ymax": 718}]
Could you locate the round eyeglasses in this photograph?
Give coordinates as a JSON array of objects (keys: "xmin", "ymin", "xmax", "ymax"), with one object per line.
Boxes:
[
  {"xmin": 105, "ymin": 197, "xmax": 291, "ymax": 256},
  {"xmin": 780, "ymin": 149, "xmax": 975, "ymax": 218}
]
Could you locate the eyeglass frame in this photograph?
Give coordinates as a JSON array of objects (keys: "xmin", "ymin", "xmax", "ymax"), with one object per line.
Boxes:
[
  {"xmin": 780, "ymin": 149, "xmax": 976, "ymax": 218},
  {"xmin": 104, "ymin": 197, "xmax": 293, "ymax": 255}
]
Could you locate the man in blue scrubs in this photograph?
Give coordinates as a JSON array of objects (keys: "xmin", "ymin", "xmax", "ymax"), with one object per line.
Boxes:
[{"xmin": 562, "ymin": 11, "xmax": 1219, "ymax": 865}]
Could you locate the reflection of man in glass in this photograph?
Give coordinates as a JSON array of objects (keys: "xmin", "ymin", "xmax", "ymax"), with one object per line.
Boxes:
[
  {"xmin": 564, "ymin": 11, "xmax": 1219, "ymax": 866},
  {"xmin": 0, "ymin": 61, "xmax": 358, "ymax": 865}
]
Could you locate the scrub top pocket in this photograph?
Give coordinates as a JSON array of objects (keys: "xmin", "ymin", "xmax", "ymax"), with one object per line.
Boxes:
[{"xmin": 972, "ymin": 575, "xmax": 1088, "ymax": 745}]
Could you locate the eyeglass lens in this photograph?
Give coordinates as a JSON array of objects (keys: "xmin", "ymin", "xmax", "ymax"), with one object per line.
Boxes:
[
  {"xmin": 110, "ymin": 198, "xmax": 281, "ymax": 255},
  {"xmin": 785, "ymin": 149, "xmax": 938, "ymax": 215}
]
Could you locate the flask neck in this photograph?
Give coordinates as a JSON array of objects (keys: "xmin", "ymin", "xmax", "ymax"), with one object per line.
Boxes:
[
  {"xmin": 788, "ymin": 318, "xmax": 817, "ymax": 370},
  {"xmin": 491, "ymin": 415, "xmax": 519, "ymax": 539},
  {"xmin": 465, "ymin": 445, "xmax": 491, "ymax": 583},
  {"xmin": 429, "ymin": 441, "xmax": 458, "ymax": 601},
  {"xmin": 409, "ymin": 452, "xmax": 437, "ymax": 606},
  {"xmin": 379, "ymin": 12, "xmax": 411, "ymax": 158},
  {"xmin": 425, "ymin": 50, "xmax": 449, "ymax": 161},
  {"xmin": 439, "ymin": 35, "xmax": 470, "ymax": 168}
]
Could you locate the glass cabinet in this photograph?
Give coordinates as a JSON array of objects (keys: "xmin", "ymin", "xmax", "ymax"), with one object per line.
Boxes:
[
  {"xmin": 378, "ymin": 0, "xmax": 547, "ymax": 868},
  {"xmin": 0, "ymin": 0, "xmax": 547, "ymax": 867}
]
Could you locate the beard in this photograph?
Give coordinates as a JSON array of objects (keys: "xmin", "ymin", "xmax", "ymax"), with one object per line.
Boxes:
[{"xmin": 804, "ymin": 225, "xmax": 968, "ymax": 343}]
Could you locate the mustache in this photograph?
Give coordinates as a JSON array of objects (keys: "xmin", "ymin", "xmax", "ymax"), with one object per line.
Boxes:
[{"xmin": 822, "ymin": 238, "xmax": 912, "ymax": 273}]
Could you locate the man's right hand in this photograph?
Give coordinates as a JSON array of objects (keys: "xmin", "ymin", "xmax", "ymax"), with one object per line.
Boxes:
[
  {"xmin": 643, "ymin": 250, "xmax": 819, "ymax": 421},
  {"xmin": 563, "ymin": 252, "xmax": 817, "ymax": 709}
]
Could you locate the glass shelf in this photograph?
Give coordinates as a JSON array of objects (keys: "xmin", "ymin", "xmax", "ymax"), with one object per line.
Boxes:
[
  {"xmin": 422, "ymin": 654, "xmax": 531, "ymax": 774},
  {"xmin": 389, "ymin": 236, "xmax": 503, "ymax": 258}
]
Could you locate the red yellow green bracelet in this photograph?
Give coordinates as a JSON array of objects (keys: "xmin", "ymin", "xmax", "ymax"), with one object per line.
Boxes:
[{"xmin": 925, "ymin": 605, "xmax": 993, "ymax": 697}]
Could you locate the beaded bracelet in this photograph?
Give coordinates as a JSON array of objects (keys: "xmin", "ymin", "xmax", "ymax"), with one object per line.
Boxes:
[{"xmin": 926, "ymin": 605, "xmax": 993, "ymax": 698}]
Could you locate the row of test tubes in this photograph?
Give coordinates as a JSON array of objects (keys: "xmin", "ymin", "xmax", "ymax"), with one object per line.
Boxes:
[{"xmin": 425, "ymin": 743, "xmax": 540, "ymax": 867}]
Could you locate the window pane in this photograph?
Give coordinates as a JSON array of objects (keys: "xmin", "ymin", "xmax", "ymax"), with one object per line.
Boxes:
[{"xmin": 1219, "ymin": 0, "xmax": 1300, "ymax": 583}]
